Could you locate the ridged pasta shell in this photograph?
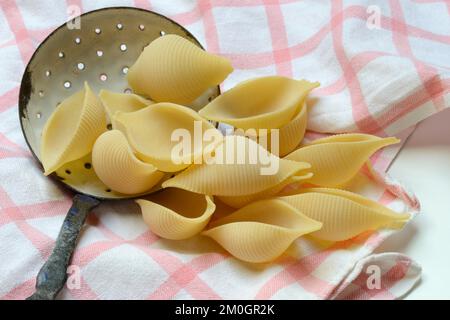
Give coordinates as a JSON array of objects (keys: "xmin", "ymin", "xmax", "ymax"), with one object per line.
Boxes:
[
  {"xmin": 218, "ymin": 173, "xmax": 312, "ymax": 208},
  {"xmin": 284, "ymin": 134, "xmax": 399, "ymax": 187},
  {"xmin": 202, "ymin": 199, "xmax": 322, "ymax": 263},
  {"xmin": 162, "ymin": 135, "xmax": 311, "ymax": 196},
  {"xmin": 261, "ymin": 101, "xmax": 308, "ymax": 157},
  {"xmin": 99, "ymin": 89, "xmax": 152, "ymax": 121},
  {"xmin": 41, "ymin": 82, "xmax": 106, "ymax": 175},
  {"xmin": 92, "ymin": 130, "xmax": 164, "ymax": 195},
  {"xmin": 137, "ymin": 188, "xmax": 215, "ymax": 240},
  {"xmin": 113, "ymin": 103, "xmax": 224, "ymax": 172},
  {"xmin": 278, "ymin": 188, "xmax": 411, "ymax": 241},
  {"xmin": 198, "ymin": 77, "xmax": 319, "ymax": 129},
  {"xmin": 127, "ymin": 34, "xmax": 233, "ymax": 104}
]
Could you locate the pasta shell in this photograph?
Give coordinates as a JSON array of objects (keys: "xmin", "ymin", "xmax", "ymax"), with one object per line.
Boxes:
[
  {"xmin": 261, "ymin": 101, "xmax": 308, "ymax": 157},
  {"xmin": 99, "ymin": 89, "xmax": 152, "ymax": 121},
  {"xmin": 92, "ymin": 130, "xmax": 164, "ymax": 195},
  {"xmin": 127, "ymin": 34, "xmax": 233, "ymax": 104},
  {"xmin": 284, "ymin": 134, "xmax": 399, "ymax": 187},
  {"xmin": 113, "ymin": 103, "xmax": 224, "ymax": 172},
  {"xmin": 41, "ymin": 82, "xmax": 106, "ymax": 175},
  {"xmin": 278, "ymin": 188, "xmax": 411, "ymax": 241},
  {"xmin": 202, "ymin": 199, "xmax": 322, "ymax": 263},
  {"xmin": 198, "ymin": 76, "xmax": 319, "ymax": 129},
  {"xmin": 162, "ymin": 135, "xmax": 311, "ymax": 196},
  {"xmin": 218, "ymin": 173, "xmax": 312, "ymax": 208},
  {"xmin": 137, "ymin": 188, "xmax": 215, "ymax": 240}
]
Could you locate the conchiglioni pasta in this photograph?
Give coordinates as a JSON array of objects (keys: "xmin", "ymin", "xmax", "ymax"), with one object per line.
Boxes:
[
  {"xmin": 162, "ymin": 135, "xmax": 311, "ymax": 196},
  {"xmin": 92, "ymin": 130, "xmax": 164, "ymax": 194},
  {"xmin": 219, "ymin": 173, "xmax": 312, "ymax": 208},
  {"xmin": 99, "ymin": 89, "xmax": 152, "ymax": 121},
  {"xmin": 261, "ymin": 101, "xmax": 308, "ymax": 157},
  {"xmin": 137, "ymin": 188, "xmax": 215, "ymax": 240},
  {"xmin": 199, "ymin": 77, "xmax": 319, "ymax": 130},
  {"xmin": 41, "ymin": 82, "xmax": 106, "ymax": 175},
  {"xmin": 278, "ymin": 188, "xmax": 410, "ymax": 241},
  {"xmin": 203, "ymin": 199, "xmax": 322, "ymax": 263},
  {"xmin": 127, "ymin": 34, "xmax": 233, "ymax": 105},
  {"xmin": 113, "ymin": 103, "xmax": 223, "ymax": 172},
  {"xmin": 285, "ymin": 134, "xmax": 399, "ymax": 187}
]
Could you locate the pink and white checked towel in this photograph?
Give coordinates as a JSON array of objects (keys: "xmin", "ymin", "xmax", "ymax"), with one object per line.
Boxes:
[{"xmin": 1, "ymin": 0, "xmax": 449, "ymax": 300}]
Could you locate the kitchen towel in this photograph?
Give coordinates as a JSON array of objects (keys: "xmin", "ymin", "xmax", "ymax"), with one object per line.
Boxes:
[{"xmin": 1, "ymin": 0, "xmax": 449, "ymax": 299}]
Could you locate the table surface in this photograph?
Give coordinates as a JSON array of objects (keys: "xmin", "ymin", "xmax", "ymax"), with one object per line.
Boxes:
[{"xmin": 381, "ymin": 107, "xmax": 450, "ymax": 299}]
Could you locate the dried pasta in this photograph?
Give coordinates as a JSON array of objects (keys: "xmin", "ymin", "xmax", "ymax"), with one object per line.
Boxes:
[
  {"xmin": 92, "ymin": 130, "xmax": 164, "ymax": 194},
  {"xmin": 127, "ymin": 34, "xmax": 233, "ymax": 104},
  {"xmin": 203, "ymin": 199, "xmax": 322, "ymax": 263},
  {"xmin": 113, "ymin": 103, "xmax": 223, "ymax": 172},
  {"xmin": 99, "ymin": 89, "xmax": 152, "ymax": 121},
  {"xmin": 278, "ymin": 188, "xmax": 410, "ymax": 241},
  {"xmin": 199, "ymin": 76, "xmax": 319, "ymax": 130},
  {"xmin": 41, "ymin": 82, "xmax": 106, "ymax": 175},
  {"xmin": 137, "ymin": 188, "xmax": 215, "ymax": 240},
  {"xmin": 285, "ymin": 134, "xmax": 399, "ymax": 187},
  {"xmin": 162, "ymin": 135, "xmax": 311, "ymax": 196}
]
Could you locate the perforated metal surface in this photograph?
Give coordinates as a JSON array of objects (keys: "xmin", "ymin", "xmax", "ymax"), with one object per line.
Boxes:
[{"xmin": 19, "ymin": 7, "xmax": 220, "ymax": 200}]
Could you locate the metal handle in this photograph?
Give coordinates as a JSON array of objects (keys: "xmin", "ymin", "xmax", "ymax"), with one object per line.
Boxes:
[{"xmin": 27, "ymin": 194, "xmax": 100, "ymax": 300}]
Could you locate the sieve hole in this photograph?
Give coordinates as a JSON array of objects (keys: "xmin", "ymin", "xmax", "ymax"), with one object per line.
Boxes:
[
  {"xmin": 122, "ymin": 66, "xmax": 129, "ymax": 74},
  {"xmin": 208, "ymin": 96, "xmax": 213, "ymax": 102},
  {"xmin": 84, "ymin": 163, "xmax": 92, "ymax": 169},
  {"xmin": 95, "ymin": 28, "xmax": 101, "ymax": 34},
  {"xmin": 36, "ymin": 112, "xmax": 42, "ymax": 119},
  {"xmin": 116, "ymin": 23, "xmax": 123, "ymax": 30},
  {"xmin": 64, "ymin": 81, "xmax": 71, "ymax": 89},
  {"xmin": 139, "ymin": 24, "xmax": 145, "ymax": 31},
  {"xmin": 120, "ymin": 44, "xmax": 127, "ymax": 52},
  {"xmin": 75, "ymin": 37, "xmax": 81, "ymax": 44},
  {"xmin": 38, "ymin": 91, "xmax": 44, "ymax": 97},
  {"xmin": 124, "ymin": 88, "xmax": 132, "ymax": 94},
  {"xmin": 45, "ymin": 70, "xmax": 51, "ymax": 77},
  {"xmin": 107, "ymin": 124, "xmax": 112, "ymax": 130},
  {"xmin": 160, "ymin": 31, "xmax": 166, "ymax": 36},
  {"xmin": 77, "ymin": 62, "xmax": 85, "ymax": 70},
  {"xmin": 97, "ymin": 50, "xmax": 104, "ymax": 57},
  {"xmin": 65, "ymin": 169, "xmax": 71, "ymax": 175},
  {"xmin": 58, "ymin": 51, "xmax": 65, "ymax": 58},
  {"xmin": 106, "ymin": 189, "xmax": 112, "ymax": 193},
  {"xmin": 100, "ymin": 73, "xmax": 108, "ymax": 82}
]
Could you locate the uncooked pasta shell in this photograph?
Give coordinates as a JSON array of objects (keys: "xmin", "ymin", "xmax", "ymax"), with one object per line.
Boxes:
[
  {"xmin": 284, "ymin": 134, "xmax": 399, "ymax": 187},
  {"xmin": 162, "ymin": 135, "xmax": 311, "ymax": 196},
  {"xmin": 41, "ymin": 82, "xmax": 107, "ymax": 175},
  {"xmin": 202, "ymin": 199, "xmax": 322, "ymax": 263},
  {"xmin": 113, "ymin": 103, "xmax": 224, "ymax": 172},
  {"xmin": 137, "ymin": 188, "xmax": 215, "ymax": 240},
  {"xmin": 127, "ymin": 34, "xmax": 233, "ymax": 105},
  {"xmin": 278, "ymin": 188, "xmax": 411, "ymax": 241},
  {"xmin": 199, "ymin": 76, "xmax": 319, "ymax": 129},
  {"xmin": 99, "ymin": 89, "xmax": 152, "ymax": 121},
  {"xmin": 218, "ymin": 172, "xmax": 312, "ymax": 208},
  {"xmin": 92, "ymin": 130, "xmax": 164, "ymax": 195}
]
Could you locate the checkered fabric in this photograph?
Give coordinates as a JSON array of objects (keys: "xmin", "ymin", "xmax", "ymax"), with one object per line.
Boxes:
[{"xmin": 2, "ymin": 0, "xmax": 449, "ymax": 300}]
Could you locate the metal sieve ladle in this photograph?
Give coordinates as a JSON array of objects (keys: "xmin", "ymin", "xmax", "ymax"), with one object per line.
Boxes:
[{"xmin": 19, "ymin": 7, "xmax": 220, "ymax": 300}]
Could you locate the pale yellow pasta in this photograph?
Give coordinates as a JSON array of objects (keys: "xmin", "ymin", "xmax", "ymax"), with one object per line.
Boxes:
[
  {"xmin": 92, "ymin": 130, "xmax": 164, "ymax": 195},
  {"xmin": 261, "ymin": 101, "xmax": 308, "ymax": 157},
  {"xmin": 218, "ymin": 173, "xmax": 312, "ymax": 208},
  {"xmin": 199, "ymin": 76, "xmax": 319, "ymax": 129},
  {"xmin": 127, "ymin": 34, "xmax": 233, "ymax": 104},
  {"xmin": 162, "ymin": 135, "xmax": 310, "ymax": 196},
  {"xmin": 285, "ymin": 134, "xmax": 399, "ymax": 187},
  {"xmin": 137, "ymin": 188, "xmax": 215, "ymax": 240},
  {"xmin": 99, "ymin": 89, "xmax": 152, "ymax": 121},
  {"xmin": 203, "ymin": 199, "xmax": 322, "ymax": 263},
  {"xmin": 278, "ymin": 188, "xmax": 410, "ymax": 241},
  {"xmin": 114, "ymin": 103, "xmax": 223, "ymax": 172},
  {"xmin": 41, "ymin": 82, "xmax": 106, "ymax": 175}
]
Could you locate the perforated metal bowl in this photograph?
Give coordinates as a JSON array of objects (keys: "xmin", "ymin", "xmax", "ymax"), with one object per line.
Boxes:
[{"xmin": 19, "ymin": 7, "xmax": 220, "ymax": 300}]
